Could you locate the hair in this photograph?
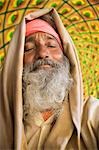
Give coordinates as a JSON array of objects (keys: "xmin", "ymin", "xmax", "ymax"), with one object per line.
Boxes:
[
  {"xmin": 39, "ymin": 13, "xmax": 58, "ymax": 32},
  {"xmin": 22, "ymin": 56, "xmax": 73, "ymax": 114}
]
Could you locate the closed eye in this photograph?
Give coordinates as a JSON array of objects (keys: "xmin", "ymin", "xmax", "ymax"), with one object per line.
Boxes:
[
  {"xmin": 25, "ymin": 47, "xmax": 35, "ymax": 52},
  {"xmin": 47, "ymin": 45, "xmax": 56, "ymax": 48}
]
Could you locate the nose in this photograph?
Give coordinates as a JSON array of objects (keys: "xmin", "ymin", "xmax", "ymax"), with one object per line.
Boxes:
[{"xmin": 36, "ymin": 46, "xmax": 51, "ymax": 60}]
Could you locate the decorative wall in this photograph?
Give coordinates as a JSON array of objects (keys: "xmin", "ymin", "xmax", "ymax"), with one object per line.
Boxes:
[{"xmin": 0, "ymin": 0, "xmax": 99, "ymax": 98}]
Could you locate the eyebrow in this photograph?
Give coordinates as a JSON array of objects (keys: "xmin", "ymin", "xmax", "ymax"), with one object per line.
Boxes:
[
  {"xmin": 26, "ymin": 36, "xmax": 35, "ymax": 43},
  {"xmin": 46, "ymin": 35, "xmax": 55, "ymax": 40}
]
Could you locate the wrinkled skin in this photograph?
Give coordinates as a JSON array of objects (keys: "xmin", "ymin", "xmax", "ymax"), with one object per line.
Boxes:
[
  {"xmin": 24, "ymin": 32, "xmax": 64, "ymax": 65},
  {"xmin": 23, "ymin": 32, "xmax": 73, "ymax": 114}
]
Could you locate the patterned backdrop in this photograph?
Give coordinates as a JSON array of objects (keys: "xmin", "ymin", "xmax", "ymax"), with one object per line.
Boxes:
[{"xmin": 0, "ymin": 0, "xmax": 99, "ymax": 99}]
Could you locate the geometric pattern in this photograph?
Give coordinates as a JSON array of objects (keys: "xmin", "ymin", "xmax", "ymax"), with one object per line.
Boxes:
[{"xmin": 0, "ymin": 0, "xmax": 99, "ymax": 99}]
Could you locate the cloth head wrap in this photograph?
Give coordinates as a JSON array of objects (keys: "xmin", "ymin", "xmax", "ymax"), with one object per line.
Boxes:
[{"xmin": 26, "ymin": 19, "xmax": 63, "ymax": 50}]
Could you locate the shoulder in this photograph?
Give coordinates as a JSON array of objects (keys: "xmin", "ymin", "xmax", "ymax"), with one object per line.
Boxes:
[
  {"xmin": 81, "ymin": 97, "xmax": 99, "ymax": 150},
  {"xmin": 83, "ymin": 96, "xmax": 99, "ymax": 116},
  {"xmin": 82, "ymin": 96, "xmax": 99, "ymax": 133}
]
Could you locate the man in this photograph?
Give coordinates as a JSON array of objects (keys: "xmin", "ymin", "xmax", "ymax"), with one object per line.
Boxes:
[{"xmin": 0, "ymin": 8, "xmax": 99, "ymax": 150}]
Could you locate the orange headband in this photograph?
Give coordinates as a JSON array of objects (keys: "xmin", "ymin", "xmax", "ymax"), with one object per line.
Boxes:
[{"xmin": 26, "ymin": 19, "xmax": 63, "ymax": 50}]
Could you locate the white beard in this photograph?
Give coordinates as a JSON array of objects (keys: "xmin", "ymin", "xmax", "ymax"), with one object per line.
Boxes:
[{"xmin": 22, "ymin": 56, "xmax": 73, "ymax": 113}]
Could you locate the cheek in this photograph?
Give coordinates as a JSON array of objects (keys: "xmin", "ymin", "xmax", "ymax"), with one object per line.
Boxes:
[
  {"xmin": 51, "ymin": 49, "xmax": 63, "ymax": 61},
  {"xmin": 23, "ymin": 53, "xmax": 35, "ymax": 65}
]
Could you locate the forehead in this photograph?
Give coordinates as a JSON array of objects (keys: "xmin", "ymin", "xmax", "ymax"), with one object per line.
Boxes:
[{"xmin": 25, "ymin": 32, "xmax": 57, "ymax": 43}]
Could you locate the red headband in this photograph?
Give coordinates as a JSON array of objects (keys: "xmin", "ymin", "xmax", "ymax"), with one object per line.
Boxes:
[{"xmin": 26, "ymin": 19, "xmax": 63, "ymax": 50}]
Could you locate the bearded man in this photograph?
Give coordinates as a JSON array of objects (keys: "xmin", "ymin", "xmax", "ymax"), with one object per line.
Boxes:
[{"xmin": 0, "ymin": 8, "xmax": 99, "ymax": 150}]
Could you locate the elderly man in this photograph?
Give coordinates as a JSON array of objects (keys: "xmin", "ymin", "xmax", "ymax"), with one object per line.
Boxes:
[{"xmin": 0, "ymin": 8, "xmax": 99, "ymax": 150}]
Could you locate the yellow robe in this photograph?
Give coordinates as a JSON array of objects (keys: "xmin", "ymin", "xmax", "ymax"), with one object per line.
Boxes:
[{"xmin": 22, "ymin": 98, "xmax": 99, "ymax": 150}]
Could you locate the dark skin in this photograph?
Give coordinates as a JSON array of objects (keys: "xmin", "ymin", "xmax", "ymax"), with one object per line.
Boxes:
[{"xmin": 24, "ymin": 32, "xmax": 64, "ymax": 68}]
